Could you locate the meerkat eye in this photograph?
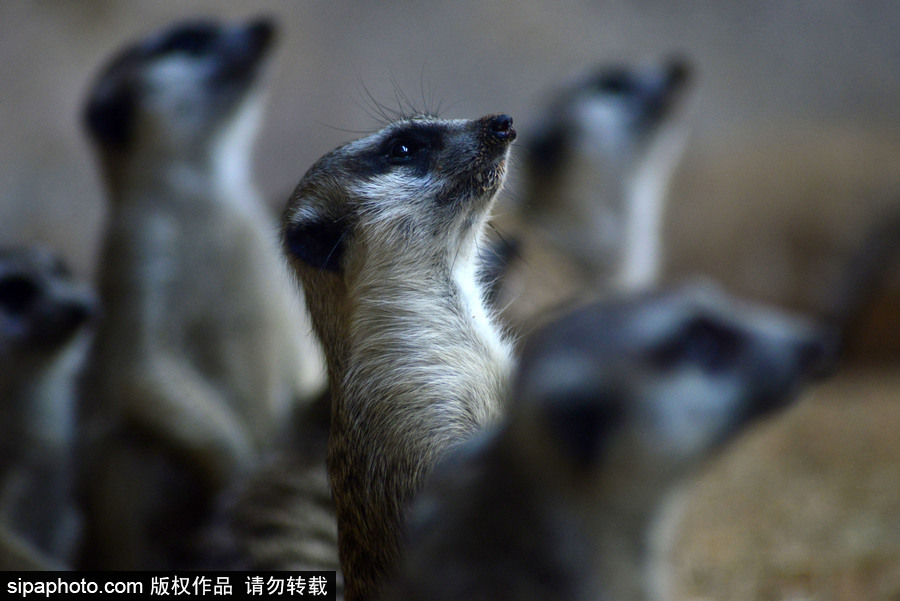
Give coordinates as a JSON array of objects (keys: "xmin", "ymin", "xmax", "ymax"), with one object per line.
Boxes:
[
  {"xmin": 0, "ymin": 275, "xmax": 40, "ymax": 315},
  {"xmin": 386, "ymin": 138, "xmax": 421, "ymax": 164}
]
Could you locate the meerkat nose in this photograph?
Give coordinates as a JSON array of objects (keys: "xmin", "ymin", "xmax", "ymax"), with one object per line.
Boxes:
[
  {"xmin": 488, "ymin": 114, "xmax": 516, "ymax": 142},
  {"xmin": 246, "ymin": 17, "xmax": 276, "ymax": 46},
  {"xmin": 798, "ymin": 326, "xmax": 841, "ymax": 380},
  {"xmin": 664, "ymin": 57, "xmax": 692, "ymax": 89}
]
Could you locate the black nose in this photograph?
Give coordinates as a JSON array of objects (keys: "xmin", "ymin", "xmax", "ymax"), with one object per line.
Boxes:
[
  {"xmin": 62, "ymin": 299, "xmax": 97, "ymax": 330},
  {"xmin": 798, "ymin": 327, "xmax": 841, "ymax": 380},
  {"xmin": 488, "ymin": 114, "xmax": 516, "ymax": 142},
  {"xmin": 664, "ymin": 57, "xmax": 692, "ymax": 89},
  {"xmin": 244, "ymin": 16, "xmax": 277, "ymax": 52}
]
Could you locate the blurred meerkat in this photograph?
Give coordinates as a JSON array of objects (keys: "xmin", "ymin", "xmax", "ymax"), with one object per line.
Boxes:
[
  {"xmin": 282, "ymin": 112, "xmax": 517, "ymax": 599},
  {"xmin": 495, "ymin": 59, "xmax": 693, "ymax": 327},
  {"xmin": 79, "ymin": 17, "xmax": 324, "ymax": 569},
  {"xmin": 203, "ymin": 391, "xmax": 343, "ymax": 590},
  {"xmin": 386, "ymin": 282, "xmax": 834, "ymax": 601},
  {"xmin": 0, "ymin": 246, "xmax": 96, "ymax": 567},
  {"xmin": 0, "ymin": 526, "xmax": 65, "ymax": 571}
]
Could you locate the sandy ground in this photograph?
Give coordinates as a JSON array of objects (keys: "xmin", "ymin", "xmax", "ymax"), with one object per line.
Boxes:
[{"xmin": 668, "ymin": 363, "xmax": 900, "ymax": 601}]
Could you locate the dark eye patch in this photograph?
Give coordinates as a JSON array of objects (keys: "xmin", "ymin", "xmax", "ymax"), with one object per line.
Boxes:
[
  {"xmin": 592, "ymin": 69, "xmax": 636, "ymax": 96},
  {"xmin": 347, "ymin": 122, "xmax": 447, "ymax": 179},
  {"xmin": 543, "ymin": 391, "xmax": 625, "ymax": 470},
  {"xmin": 649, "ymin": 316, "xmax": 742, "ymax": 373},
  {"xmin": 153, "ymin": 22, "xmax": 219, "ymax": 57},
  {"xmin": 381, "ymin": 122, "xmax": 445, "ymax": 164},
  {"xmin": 386, "ymin": 137, "xmax": 423, "ymax": 164}
]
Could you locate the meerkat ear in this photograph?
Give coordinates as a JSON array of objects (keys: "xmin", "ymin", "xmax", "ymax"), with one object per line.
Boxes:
[
  {"xmin": 525, "ymin": 122, "xmax": 568, "ymax": 180},
  {"xmin": 84, "ymin": 81, "xmax": 136, "ymax": 151},
  {"xmin": 284, "ymin": 213, "xmax": 346, "ymax": 273}
]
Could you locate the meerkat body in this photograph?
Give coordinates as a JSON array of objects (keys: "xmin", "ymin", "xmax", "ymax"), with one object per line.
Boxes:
[
  {"xmin": 386, "ymin": 282, "xmax": 833, "ymax": 601},
  {"xmin": 495, "ymin": 60, "xmax": 692, "ymax": 328},
  {"xmin": 79, "ymin": 18, "xmax": 324, "ymax": 569},
  {"xmin": 0, "ymin": 246, "xmax": 96, "ymax": 566},
  {"xmin": 283, "ymin": 113, "xmax": 517, "ymax": 599}
]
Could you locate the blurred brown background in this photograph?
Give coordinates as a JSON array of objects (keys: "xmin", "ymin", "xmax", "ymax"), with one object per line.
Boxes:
[
  {"xmin": 1, "ymin": 1, "xmax": 898, "ymax": 598},
  {"xmin": 2, "ymin": 0, "xmax": 898, "ymax": 284}
]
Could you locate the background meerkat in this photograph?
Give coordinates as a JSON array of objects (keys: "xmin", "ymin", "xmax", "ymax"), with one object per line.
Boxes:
[
  {"xmin": 282, "ymin": 112, "xmax": 517, "ymax": 600},
  {"xmin": 202, "ymin": 390, "xmax": 343, "ymax": 593},
  {"xmin": 0, "ymin": 246, "xmax": 96, "ymax": 567},
  {"xmin": 78, "ymin": 17, "xmax": 325, "ymax": 570},
  {"xmin": 492, "ymin": 59, "xmax": 693, "ymax": 330},
  {"xmin": 0, "ymin": 526, "xmax": 65, "ymax": 571},
  {"xmin": 385, "ymin": 281, "xmax": 834, "ymax": 601}
]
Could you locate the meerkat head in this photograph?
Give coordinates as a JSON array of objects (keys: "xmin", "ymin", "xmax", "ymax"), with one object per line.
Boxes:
[
  {"xmin": 83, "ymin": 17, "xmax": 275, "ymax": 167},
  {"xmin": 282, "ymin": 113, "xmax": 516, "ymax": 310},
  {"xmin": 0, "ymin": 247, "xmax": 97, "ymax": 384},
  {"xmin": 509, "ymin": 281, "xmax": 835, "ymax": 512},
  {"xmin": 527, "ymin": 58, "xmax": 692, "ymax": 190},
  {"xmin": 521, "ymin": 59, "xmax": 692, "ymax": 277}
]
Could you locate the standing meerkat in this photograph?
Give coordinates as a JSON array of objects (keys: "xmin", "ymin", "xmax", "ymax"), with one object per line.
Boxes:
[
  {"xmin": 79, "ymin": 17, "xmax": 324, "ymax": 569},
  {"xmin": 494, "ymin": 60, "xmax": 692, "ymax": 327},
  {"xmin": 0, "ymin": 246, "xmax": 96, "ymax": 567},
  {"xmin": 385, "ymin": 282, "xmax": 834, "ymax": 601},
  {"xmin": 282, "ymin": 112, "xmax": 518, "ymax": 599}
]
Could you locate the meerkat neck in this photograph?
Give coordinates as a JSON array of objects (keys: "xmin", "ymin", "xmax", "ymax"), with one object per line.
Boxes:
[
  {"xmin": 618, "ymin": 126, "xmax": 687, "ymax": 291},
  {"xmin": 329, "ymin": 228, "xmax": 513, "ymax": 600},
  {"xmin": 209, "ymin": 95, "xmax": 264, "ymax": 203},
  {"xmin": 103, "ymin": 100, "xmax": 262, "ymax": 211},
  {"xmin": 0, "ymin": 345, "xmax": 83, "ymax": 451},
  {"xmin": 589, "ymin": 516, "xmax": 656, "ymax": 601}
]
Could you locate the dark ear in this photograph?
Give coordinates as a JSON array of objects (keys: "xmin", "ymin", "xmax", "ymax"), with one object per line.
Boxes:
[
  {"xmin": 84, "ymin": 81, "xmax": 136, "ymax": 151},
  {"xmin": 543, "ymin": 392, "xmax": 624, "ymax": 469},
  {"xmin": 525, "ymin": 122, "xmax": 568, "ymax": 181},
  {"xmin": 284, "ymin": 216, "xmax": 346, "ymax": 273}
]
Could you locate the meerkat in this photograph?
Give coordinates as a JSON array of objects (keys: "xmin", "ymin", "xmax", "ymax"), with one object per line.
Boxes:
[
  {"xmin": 78, "ymin": 17, "xmax": 324, "ymax": 569},
  {"xmin": 282, "ymin": 112, "xmax": 517, "ymax": 599},
  {"xmin": 494, "ymin": 59, "xmax": 693, "ymax": 328},
  {"xmin": 0, "ymin": 246, "xmax": 96, "ymax": 567},
  {"xmin": 385, "ymin": 281, "xmax": 834, "ymax": 601}
]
